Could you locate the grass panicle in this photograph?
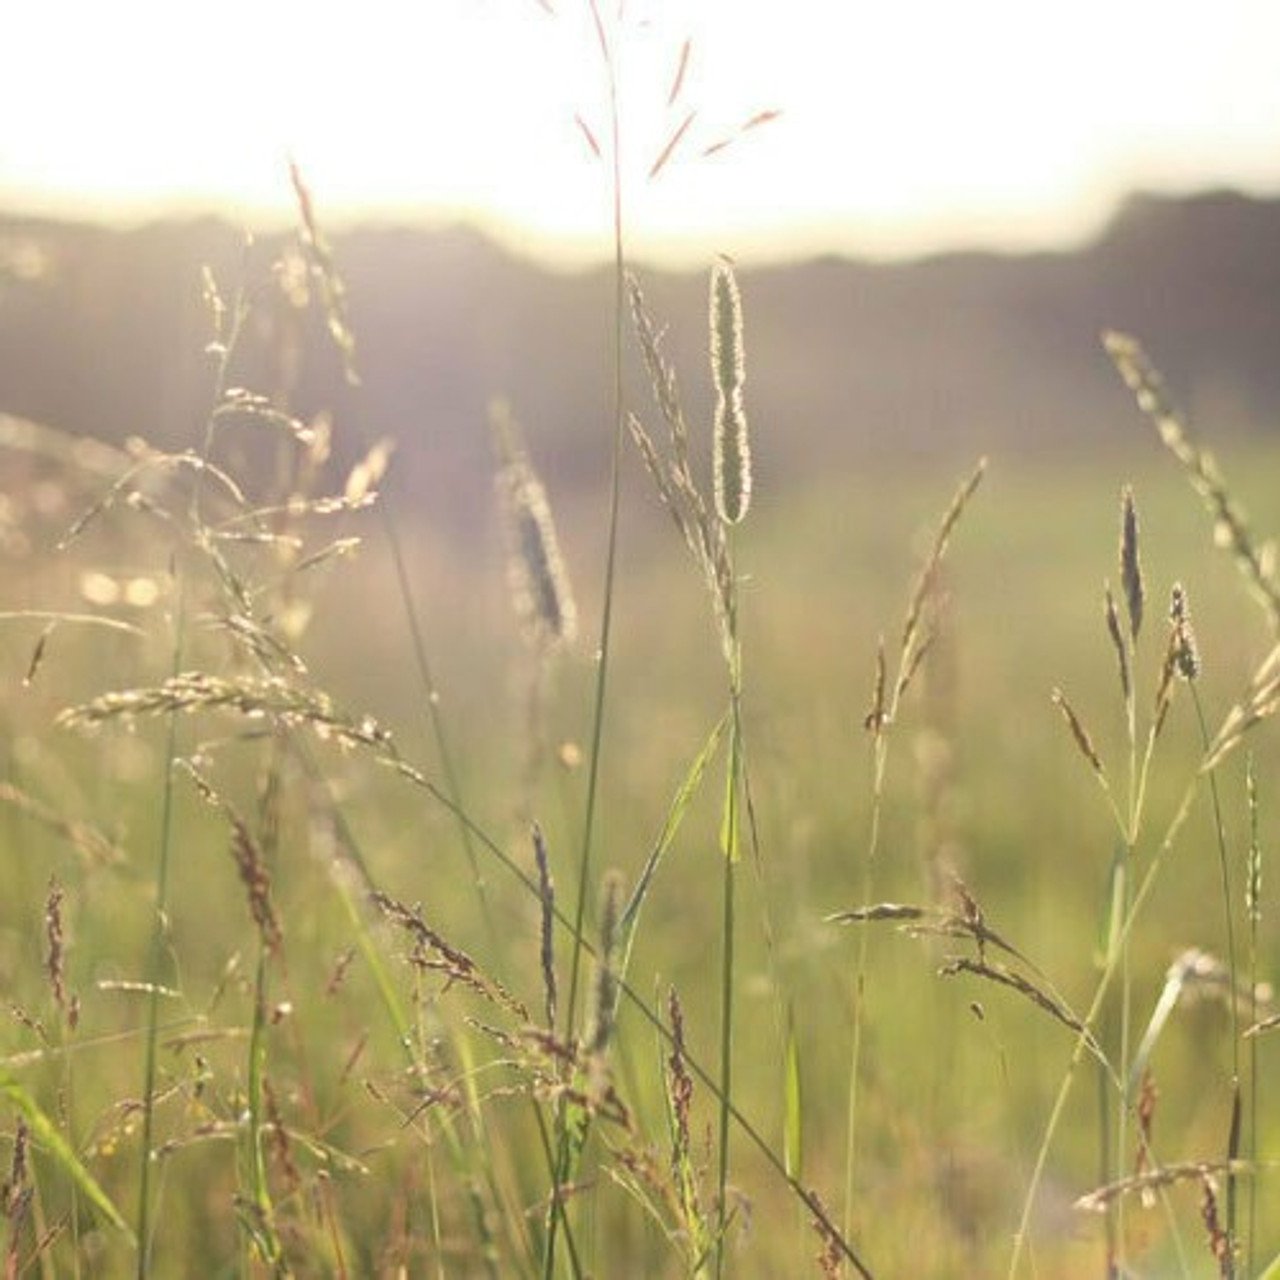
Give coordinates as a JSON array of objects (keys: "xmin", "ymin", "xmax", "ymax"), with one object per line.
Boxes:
[
  {"xmin": 1052, "ymin": 687, "xmax": 1107, "ymax": 778},
  {"xmin": 492, "ymin": 399, "xmax": 578, "ymax": 650},
  {"xmin": 43, "ymin": 877, "xmax": 78, "ymax": 1032},
  {"xmin": 533, "ymin": 823, "xmax": 559, "ymax": 1031},
  {"xmin": 710, "ymin": 260, "xmax": 751, "ymax": 526},
  {"xmin": 1105, "ymin": 331, "xmax": 1280, "ymax": 624},
  {"xmin": 1119, "ymin": 484, "xmax": 1145, "ymax": 639}
]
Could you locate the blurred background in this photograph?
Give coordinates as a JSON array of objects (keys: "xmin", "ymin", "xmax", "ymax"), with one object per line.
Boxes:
[{"xmin": 3, "ymin": 0, "xmax": 1280, "ymax": 528}]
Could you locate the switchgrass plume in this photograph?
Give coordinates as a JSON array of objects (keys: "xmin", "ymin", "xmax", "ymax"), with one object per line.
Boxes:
[
  {"xmin": 491, "ymin": 400, "xmax": 578, "ymax": 649},
  {"xmin": 710, "ymin": 260, "xmax": 751, "ymax": 526},
  {"xmin": 1105, "ymin": 332, "xmax": 1280, "ymax": 624}
]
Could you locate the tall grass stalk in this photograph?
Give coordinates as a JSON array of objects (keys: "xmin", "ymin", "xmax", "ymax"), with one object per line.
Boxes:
[
  {"xmin": 1189, "ymin": 680, "xmax": 1242, "ymax": 1273},
  {"xmin": 1009, "ymin": 604, "xmax": 1280, "ymax": 1278},
  {"xmin": 716, "ymin": 603, "xmax": 743, "ymax": 1280},
  {"xmin": 547, "ymin": 6, "xmax": 628, "ymax": 1274},
  {"xmin": 1112, "ymin": 487, "xmax": 1144, "ymax": 1271},
  {"xmin": 560, "ymin": 0, "xmax": 626, "ymax": 1052},
  {"xmin": 1245, "ymin": 757, "xmax": 1261, "ymax": 1276},
  {"xmin": 843, "ymin": 461, "xmax": 985, "ymax": 1242},
  {"xmin": 135, "ymin": 270, "xmax": 249, "ymax": 1275}
]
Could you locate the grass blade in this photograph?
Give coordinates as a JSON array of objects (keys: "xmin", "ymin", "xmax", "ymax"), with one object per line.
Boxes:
[{"xmin": 0, "ymin": 1067, "xmax": 134, "ymax": 1242}]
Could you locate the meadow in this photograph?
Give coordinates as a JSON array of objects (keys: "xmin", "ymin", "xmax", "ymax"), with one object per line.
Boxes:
[{"xmin": 3, "ymin": 83, "xmax": 1280, "ymax": 1280}]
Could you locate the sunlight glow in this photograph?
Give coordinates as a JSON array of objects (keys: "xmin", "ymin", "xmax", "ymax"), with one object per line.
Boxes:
[{"xmin": 3, "ymin": 0, "xmax": 1280, "ymax": 264}]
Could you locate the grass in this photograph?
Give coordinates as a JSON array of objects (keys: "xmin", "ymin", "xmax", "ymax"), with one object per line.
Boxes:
[{"xmin": 4, "ymin": 28, "xmax": 1280, "ymax": 1280}]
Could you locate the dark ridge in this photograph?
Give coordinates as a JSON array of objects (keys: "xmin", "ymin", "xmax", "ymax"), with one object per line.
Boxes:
[{"xmin": 3, "ymin": 189, "xmax": 1280, "ymax": 533}]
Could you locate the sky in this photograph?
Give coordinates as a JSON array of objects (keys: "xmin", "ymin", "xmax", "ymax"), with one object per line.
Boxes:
[{"xmin": 3, "ymin": 0, "xmax": 1280, "ymax": 266}]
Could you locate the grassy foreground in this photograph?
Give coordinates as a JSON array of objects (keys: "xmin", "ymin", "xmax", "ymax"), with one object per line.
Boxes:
[{"xmin": 2, "ymin": 199, "xmax": 1280, "ymax": 1279}]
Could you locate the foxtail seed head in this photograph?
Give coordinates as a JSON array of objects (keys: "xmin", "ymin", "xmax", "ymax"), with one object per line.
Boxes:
[{"xmin": 710, "ymin": 261, "xmax": 751, "ymax": 525}]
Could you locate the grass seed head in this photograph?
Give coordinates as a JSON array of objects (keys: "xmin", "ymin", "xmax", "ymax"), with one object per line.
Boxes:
[
  {"xmin": 710, "ymin": 260, "xmax": 751, "ymax": 525},
  {"xmin": 493, "ymin": 400, "xmax": 578, "ymax": 649},
  {"xmin": 532, "ymin": 823, "xmax": 558, "ymax": 1030},
  {"xmin": 1119, "ymin": 485, "xmax": 1144, "ymax": 640},
  {"xmin": 44, "ymin": 877, "xmax": 79, "ymax": 1031},
  {"xmin": 587, "ymin": 870, "xmax": 625, "ymax": 1061},
  {"xmin": 1104, "ymin": 583, "xmax": 1131, "ymax": 702},
  {"xmin": 1170, "ymin": 583, "xmax": 1201, "ymax": 681},
  {"xmin": 1051, "ymin": 688, "xmax": 1105, "ymax": 777}
]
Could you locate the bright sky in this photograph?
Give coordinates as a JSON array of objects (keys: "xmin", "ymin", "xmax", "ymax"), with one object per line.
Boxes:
[{"xmin": 4, "ymin": 0, "xmax": 1280, "ymax": 265}]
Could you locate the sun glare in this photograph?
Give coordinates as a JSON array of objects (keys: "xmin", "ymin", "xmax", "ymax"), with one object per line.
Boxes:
[{"xmin": 3, "ymin": 0, "xmax": 1280, "ymax": 264}]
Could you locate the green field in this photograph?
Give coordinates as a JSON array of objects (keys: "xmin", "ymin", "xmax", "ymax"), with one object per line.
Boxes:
[{"xmin": 2, "ymin": 236, "xmax": 1280, "ymax": 1280}]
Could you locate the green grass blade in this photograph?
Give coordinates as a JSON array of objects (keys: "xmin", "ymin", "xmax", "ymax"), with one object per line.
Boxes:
[
  {"xmin": 0, "ymin": 1067, "xmax": 135, "ymax": 1243},
  {"xmin": 618, "ymin": 711, "xmax": 728, "ymax": 947},
  {"xmin": 783, "ymin": 1005, "xmax": 802, "ymax": 1181}
]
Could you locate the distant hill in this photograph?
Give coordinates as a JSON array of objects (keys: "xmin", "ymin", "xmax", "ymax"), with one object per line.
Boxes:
[{"xmin": 2, "ymin": 190, "xmax": 1279, "ymax": 530}]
